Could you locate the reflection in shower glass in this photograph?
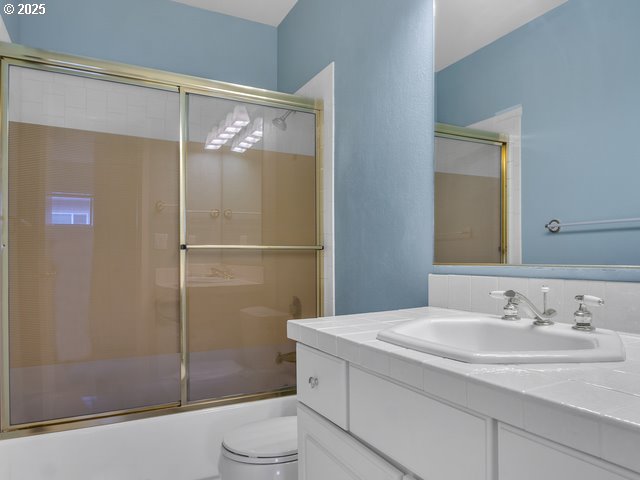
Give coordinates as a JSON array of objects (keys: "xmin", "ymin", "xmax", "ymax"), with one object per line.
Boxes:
[
  {"xmin": 186, "ymin": 250, "xmax": 316, "ymax": 401},
  {"xmin": 186, "ymin": 94, "xmax": 317, "ymax": 402},
  {"xmin": 48, "ymin": 195, "xmax": 93, "ymax": 225},
  {"xmin": 7, "ymin": 66, "xmax": 181, "ymax": 425}
]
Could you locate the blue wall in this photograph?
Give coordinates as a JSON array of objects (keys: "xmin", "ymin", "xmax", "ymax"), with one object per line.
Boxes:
[
  {"xmin": 278, "ymin": 0, "xmax": 434, "ymax": 314},
  {"xmin": 2, "ymin": 7, "xmax": 18, "ymax": 40},
  {"xmin": 4, "ymin": 0, "xmax": 637, "ymax": 312},
  {"xmin": 2, "ymin": 0, "xmax": 435, "ymax": 315},
  {"xmin": 437, "ymin": 0, "xmax": 640, "ymax": 268},
  {"xmin": 1, "ymin": 0, "xmax": 278, "ymax": 90}
]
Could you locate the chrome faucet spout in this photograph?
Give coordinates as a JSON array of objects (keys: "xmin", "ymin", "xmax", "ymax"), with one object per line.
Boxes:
[{"xmin": 504, "ymin": 290, "xmax": 556, "ymax": 326}]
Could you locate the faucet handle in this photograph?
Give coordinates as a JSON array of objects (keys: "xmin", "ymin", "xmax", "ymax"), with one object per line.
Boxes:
[
  {"xmin": 541, "ymin": 285, "xmax": 550, "ymax": 312},
  {"xmin": 572, "ymin": 295, "xmax": 604, "ymax": 332},
  {"xmin": 489, "ymin": 290, "xmax": 520, "ymax": 320},
  {"xmin": 575, "ymin": 294, "xmax": 604, "ymax": 307}
]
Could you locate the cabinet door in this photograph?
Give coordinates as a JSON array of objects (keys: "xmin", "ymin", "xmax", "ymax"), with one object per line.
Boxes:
[
  {"xmin": 298, "ymin": 403, "xmax": 404, "ymax": 480},
  {"xmin": 499, "ymin": 424, "xmax": 640, "ymax": 480},
  {"xmin": 349, "ymin": 366, "xmax": 491, "ymax": 480}
]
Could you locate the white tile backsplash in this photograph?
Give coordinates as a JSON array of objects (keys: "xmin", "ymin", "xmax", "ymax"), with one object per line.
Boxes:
[
  {"xmin": 428, "ymin": 274, "xmax": 449, "ymax": 308},
  {"xmin": 469, "ymin": 276, "xmax": 500, "ymax": 315},
  {"xmin": 447, "ymin": 275, "xmax": 471, "ymax": 311},
  {"xmin": 429, "ymin": 274, "xmax": 640, "ymax": 334},
  {"xmin": 603, "ymin": 281, "xmax": 640, "ymax": 335}
]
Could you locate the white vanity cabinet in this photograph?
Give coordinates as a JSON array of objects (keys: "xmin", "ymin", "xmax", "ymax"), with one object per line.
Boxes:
[
  {"xmin": 298, "ymin": 404, "xmax": 404, "ymax": 480},
  {"xmin": 295, "ymin": 342, "xmax": 640, "ymax": 480},
  {"xmin": 349, "ymin": 366, "xmax": 492, "ymax": 480},
  {"xmin": 296, "ymin": 344, "xmax": 405, "ymax": 479},
  {"xmin": 498, "ymin": 424, "xmax": 640, "ymax": 480},
  {"xmin": 297, "ymin": 344, "xmax": 490, "ymax": 480}
]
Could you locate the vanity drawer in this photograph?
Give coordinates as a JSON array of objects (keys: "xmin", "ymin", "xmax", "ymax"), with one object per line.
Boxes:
[
  {"xmin": 499, "ymin": 424, "xmax": 640, "ymax": 480},
  {"xmin": 297, "ymin": 343, "xmax": 348, "ymax": 429},
  {"xmin": 349, "ymin": 366, "xmax": 491, "ymax": 480}
]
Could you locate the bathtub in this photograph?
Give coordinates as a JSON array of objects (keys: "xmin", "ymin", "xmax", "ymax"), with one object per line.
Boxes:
[{"xmin": 0, "ymin": 396, "xmax": 296, "ymax": 480}]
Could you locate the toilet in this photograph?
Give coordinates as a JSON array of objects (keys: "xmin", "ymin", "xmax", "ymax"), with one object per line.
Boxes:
[{"xmin": 219, "ymin": 416, "xmax": 298, "ymax": 480}]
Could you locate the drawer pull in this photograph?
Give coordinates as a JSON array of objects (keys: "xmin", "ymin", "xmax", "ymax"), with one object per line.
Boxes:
[{"xmin": 308, "ymin": 376, "xmax": 319, "ymax": 389}]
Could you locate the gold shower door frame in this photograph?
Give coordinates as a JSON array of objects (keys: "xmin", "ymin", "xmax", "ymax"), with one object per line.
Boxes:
[{"xmin": 0, "ymin": 43, "xmax": 323, "ymax": 438}]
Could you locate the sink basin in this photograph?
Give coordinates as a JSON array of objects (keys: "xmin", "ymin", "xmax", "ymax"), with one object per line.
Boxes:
[{"xmin": 377, "ymin": 315, "xmax": 626, "ymax": 364}]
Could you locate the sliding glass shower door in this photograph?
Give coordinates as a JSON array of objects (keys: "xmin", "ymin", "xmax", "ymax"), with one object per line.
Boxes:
[
  {"xmin": 6, "ymin": 66, "xmax": 181, "ymax": 425},
  {"xmin": 185, "ymin": 94, "xmax": 318, "ymax": 402},
  {"xmin": 0, "ymin": 54, "xmax": 321, "ymax": 432}
]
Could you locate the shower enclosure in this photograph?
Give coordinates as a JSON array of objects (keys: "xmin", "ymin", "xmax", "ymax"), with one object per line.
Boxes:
[{"xmin": 0, "ymin": 44, "xmax": 322, "ymax": 435}]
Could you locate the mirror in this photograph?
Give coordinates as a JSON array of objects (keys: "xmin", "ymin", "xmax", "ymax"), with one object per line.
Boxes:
[{"xmin": 434, "ymin": 0, "xmax": 640, "ymax": 266}]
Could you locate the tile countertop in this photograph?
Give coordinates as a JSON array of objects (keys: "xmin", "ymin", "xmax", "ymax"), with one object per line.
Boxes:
[{"xmin": 287, "ymin": 307, "xmax": 640, "ymax": 474}]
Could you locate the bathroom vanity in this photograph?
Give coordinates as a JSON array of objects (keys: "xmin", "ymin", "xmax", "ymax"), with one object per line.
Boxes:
[{"xmin": 288, "ymin": 308, "xmax": 640, "ymax": 480}]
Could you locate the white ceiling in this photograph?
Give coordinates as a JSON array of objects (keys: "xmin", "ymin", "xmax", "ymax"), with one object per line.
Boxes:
[
  {"xmin": 173, "ymin": 0, "xmax": 568, "ymax": 69},
  {"xmin": 172, "ymin": 0, "xmax": 298, "ymax": 27},
  {"xmin": 436, "ymin": 0, "xmax": 568, "ymax": 72}
]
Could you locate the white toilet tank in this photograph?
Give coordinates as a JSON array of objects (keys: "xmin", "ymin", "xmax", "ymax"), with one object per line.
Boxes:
[{"xmin": 219, "ymin": 416, "xmax": 298, "ymax": 480}]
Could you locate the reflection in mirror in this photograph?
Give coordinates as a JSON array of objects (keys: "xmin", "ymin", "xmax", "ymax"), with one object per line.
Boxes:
[
  {"xmin": 435, "ymin": 0, "xmax": 640, "ymax": 266},
  {"xmin": 434, "ymin": 127, "xmax": 507, "ymax": 264}
]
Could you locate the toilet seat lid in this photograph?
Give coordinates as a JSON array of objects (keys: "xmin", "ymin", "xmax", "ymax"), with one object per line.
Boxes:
[{"xmin": 222, "ymin": 416, "xmax": 297, "ymax": 458}]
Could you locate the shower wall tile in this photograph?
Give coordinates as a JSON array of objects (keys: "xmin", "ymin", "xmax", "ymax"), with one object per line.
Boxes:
[
  {"xmin": 9, "ymin": 65, "xmax": 314, "ymax": 156},
  {"xmin": 107, "ymin": 91, "xmax": 126, "ymax": 113},
  {"xmin": 9, "ymin": 66, "xmax": 179, "ymax": 142},
  {"xmin": 429, "ymin": 274, "xmax": 640, "ymax": 334}
]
